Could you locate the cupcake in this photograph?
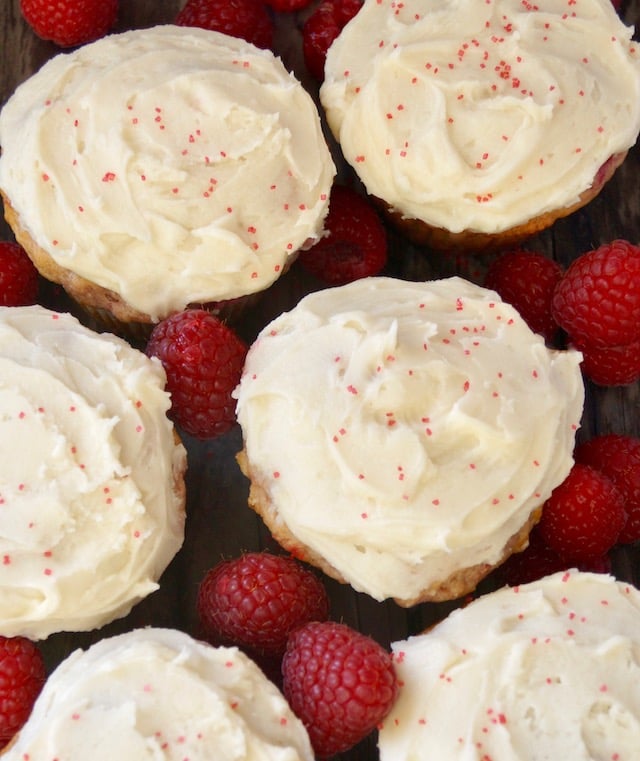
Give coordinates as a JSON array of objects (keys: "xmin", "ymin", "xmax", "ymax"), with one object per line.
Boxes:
[
  {"xmin": 234, "ymin": 276, "xmax": 584, "ymax": 606},
  {"xmin": 0, "ymin": 305, "xmax": 186, "ymax": 640},
  {"xmin": 379, "ymin": 570, "xmax": 640, "ymax": 759},
  {"xmin": 1, "ymin": 627, "xmax": 314, "ymax": 760},
  {"xmin": 0, "ymin": 25, "xmax": 335, "ymax": 337},
  {"xmin": 320, "ymin": 0, "xmax": 640, "ymax": 253}
]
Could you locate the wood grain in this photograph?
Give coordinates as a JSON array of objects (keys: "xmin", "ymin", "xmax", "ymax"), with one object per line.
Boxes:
[{"xmin": 1, "ymin": 2, "xmax": 640, "ymax": 758}]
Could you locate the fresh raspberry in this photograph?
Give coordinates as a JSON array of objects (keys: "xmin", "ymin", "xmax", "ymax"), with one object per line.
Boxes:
[
  {"xmin": 0, "ymin": 242, "xmax": 39, "ymax": 307},
  {"xmin": 495, "ymin": 529, "xmax": 568, "ymax": 587},
  {"xmin": 576, "ymin": 434, "xmax": 640, "ymax": 544},
  {"xmin": 282, "ymin": 621, "xmax": 398, "ymax": 758},
  {"xmin": 551, "ymin": 239, "xmax": 640, "ymax": 348},
  {"xmin": 146, "ymin": 309, "xmax": 247, "ymax": 439},
  {"xmin": 197, "ymin": 552, "xmax": 330, "ymax": 658},
  {"xmin": 20, "ymin": 0, "xmax": 117, "ymax": 47},
  {"xmin": 298, "ymin": 185, "xmax": 387, "ymax": 285},
  {"xmin": 0, "ymin": 636, "xmax": 46, "ymax": 749},
  {"xmin": 537, "ymin": 463, "xmax": 626, "ymax": 563},
  {"xmin": 302, "ymin": 0, "xmax": 363, "ymax": 81},
  {"xmin": 264, "ymin": 0, "xmax": 313, "ymax": 11},
  {"xmin": 484, "ymin": 249, "xmax": 563, "ymax": 343},
  {"xmin": 175, "ymin": 0, "xmax": 274, "ymax": 49},
  {"xmin": 572, "ymin": 336, "xmax": 640, "ymax": 386},
  {"xmin": 495, "ymin": 527, "xmax": 612, "ymax": 587}
]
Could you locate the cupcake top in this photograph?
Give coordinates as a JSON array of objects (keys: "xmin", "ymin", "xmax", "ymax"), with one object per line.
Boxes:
[
  {"xmin": 320, "ymin": 0, "xmax": 640, "ymax": 234},
  {"xmin": 234, "ymin": 276, "xmax": 584, "ymax": 604},
  {"xmin": 0, "ymin": 306, "xmax": 186, "ymax": 639},
  {"xmin": 0, "ymin": 25, "xmax": 335, "ymax": 320},
  {"xmin": 2, "ymin": 627, "xmax": 314, "ymax": 761},
  {"xmin": 380, "ymin": 570, "xmax": 640, "ymax": 759}
]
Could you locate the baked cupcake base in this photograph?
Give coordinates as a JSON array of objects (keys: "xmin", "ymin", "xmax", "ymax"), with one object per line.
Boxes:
[
  {"xmin": 233, "ymin": 277, "xmax": 584, "ymax": 608},
  {"xmin": 237, "ymin": 449, "xmax": 542, "ymax": 606},
  {"xmin": 377, "ymin": 152, "xmax": 627, "ymax": 254},
  {"xmin": 2, "ymin": 193, "xmax": 265, "ymax": 341}
]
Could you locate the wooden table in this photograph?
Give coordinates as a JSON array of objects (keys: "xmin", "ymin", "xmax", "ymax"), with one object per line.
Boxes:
[{"xmin": 2, "ymin": 1, "xmax": 640, "ymax": 758}]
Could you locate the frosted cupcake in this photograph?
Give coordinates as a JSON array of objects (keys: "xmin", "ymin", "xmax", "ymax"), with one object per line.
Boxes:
[
  {"xmin": 320, "ymin": 0, "xmax": 640, "ymax": 253},
  {"xmin": 234, "ymin": 277, "xmax": 584, "ymax": 605},
  {"xmin": 0, "ymin": 25, "xmax": 335, "ymax": 335},
  {"xmin": 380, "ymin": 570, "xmax": 640, "ymax": 759},
  {"xmin": 0, "ymin": 306, "xmax": 186, "ymax": 639},
  {"xmin": 2, "ymin": 628, "xmax": 314, "ymax": 760}
]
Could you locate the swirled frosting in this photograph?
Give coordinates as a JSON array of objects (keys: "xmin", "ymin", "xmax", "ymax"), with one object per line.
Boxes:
[
  {"xmin": 0, "ymin": 306, "xmax": 186, "ymax": 639},
  {"xmin": 234, "ymin": 277, "xmax": 584, "ymax": 603},
  {"xmin": 0, "ymin": 25, "xmax": 335, "ymax": 320},
  {"xmin": 3, "ymin": 628, "xmax": 314, "ymax": 761},
  {"xmin": 380, "ymin": 571, "xmax": 640, "ymax": 760},
  {"xmin": 320, "ymin": 0, "xmax": 640, "ymax": 234}
]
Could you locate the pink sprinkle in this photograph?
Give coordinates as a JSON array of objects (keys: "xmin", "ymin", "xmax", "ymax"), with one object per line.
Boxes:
[{"xmin": 102, "ymin": 172, "xmax": 116, "ymax": 182}]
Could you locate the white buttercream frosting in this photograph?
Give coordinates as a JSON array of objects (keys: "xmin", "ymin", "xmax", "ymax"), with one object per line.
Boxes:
[
  {"xmin": 234, "ymin": 277, "xmax": 584, "ymax": 603},
  {"xmin": 0, "ymin": 306, "xmax": 186, "ymax": 639},
  {"xmin": 0, "ymin": 25, "xmax": 335, "ymax": 320},
  {"xmin": 320, "ymin": 0, "xmax": 640, "ymax": 234},
  {"xmin": 3, "ymin": 627, "xmax": 314, "ymax": 761},
  {"xmin": 380, "ymin": 571, "xmax": 640, "ymax": 760}
]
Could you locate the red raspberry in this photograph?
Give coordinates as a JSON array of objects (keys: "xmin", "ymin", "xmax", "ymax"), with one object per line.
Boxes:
[
  {"xmin": 0, "ymin": 636, "xmax": 46, "ymax": 749},
  {"xmin": 495, "ymin": 529, "xmax": 568, "ymax": 587},
  {"xmin": 495, "ymin": 527, "xmax": 612, "ymax": 587},
  {"xmin": 0, "ymin": 242, "xmax": 39, "ymax": 307},
  {"xmin": 282, "ymin": 621, "xmax": 398, "ymax": 758},
  {"xmin": 20, "ymin": 0, "xmax": 117, "ymax": 47},
  {"xmin": 572, "ymin": 336, "xmax": 640, "ymax": 386},
  {"xmin": 197, "ymin": 552, "xmax": 330, "ymax": 658},
  {"xmin": 264, "ymin": 0, "xmax": 313, "ymax": 11},
  {"xmin": 537, "ymin": 463, "xmax": 626, "ymax": 563},
  {"xmin": 298, "ymin": 185, "xmax": 387, "ymax": 285},
  {"xmin": 551, "ymin": 239, "xmax": 640, "ymax": 348},
  {"xmin": 576, "ymin": 434, "xmax": 640, "ymax": 544},
  {"xmin": 302, "ymin": 0, "xmax": 363, "ymax": 81},
  {"xmin": 484, "ymin": 249, "xmax": 563, "ymax": 343},
  {"xmin": 146, "ymin": 309, "xmax": 247, "ymax": 439},
  {"xmin": 175, "ymin": 0, "xmax": 274, "ymax": 49}
]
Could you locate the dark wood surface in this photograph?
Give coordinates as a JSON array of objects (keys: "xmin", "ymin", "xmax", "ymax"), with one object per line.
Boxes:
[{"xmin": 2, "ymin": 1, "xmax": 640, "ymax": 758}]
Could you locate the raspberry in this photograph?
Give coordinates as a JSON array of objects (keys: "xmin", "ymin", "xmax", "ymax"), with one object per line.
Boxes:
[
  {"xmin": 484, "ymin": 249, "xmax": 563, "ymax": 343},
  {"xmin": 298, "ymin": 185, "xmax": 387, "ymax": 285},
  {"xmin": 537, "ymin": 463, "xmax": 626, "ymax": 563},
  {"xmin": 302, "ymin": 0, "xmax": 363, "ymax": 81},
  {"xmin": 576, "ymin": 434, "xmax": 640, "ymax": 544},
  {"xmin": 572, "ymin": 336, "xmax": 640, "ymax": 386},
  {"xmin": 0, "ymin": 636, "xmax": 46, "ymax": 749},
  {"xmin": 197, "ymin": 552, "xmax": 330, "ymax": 658},
  {"xmin": 264, "ymin": 0, "xmax": 313, "ymax": 11},
  {"xmin": 0, "ymin": 242, "xmax": 39, "ymax": 307},
  {"xmin": 282, "ymin": 621, "xmax": 398, "ymax": 758},
  {"xmin": 175, "ymin": 0, "xmax": 274, "ymax": 49},
  {"xmin": 495, "ymin": 529, "xmax": 568, "ymax": 587},
  {"xmin": 495, "ymin": 527, "xmax": 612, "ymax": 587},
  {"xmin": 146, "ymin": 309, "xmax": 247, "ymax": 439},
  {"xmin": 20, "ymin": 0, "xmax": 117, "ymax": 47},
  {"xmin": 551, "ymin": 239, "xmax": 640, "ymax": 348}
]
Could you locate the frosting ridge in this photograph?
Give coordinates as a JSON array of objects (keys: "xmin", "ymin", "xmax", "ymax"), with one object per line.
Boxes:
[
  {"xmin": 380, "ymin": 571, "xmax": 640, "ymax": 759},
  {"xmin": 234, "ymin": 277, "xmax": 584, "ymax": 603},
  {"xmin": 0, "ymin": 306, "xmax": 186, "ymax": 639},
  {"xmin": 0, "ymin": 25, "xmax": 335, "ymax": 319},
  {"xmin": 320, "ymin": 0, "xmax": 640, "ymax": 233},
  {"xmin": 3, "ymin": 628, "xmax": 314, "ymax": 761}
]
